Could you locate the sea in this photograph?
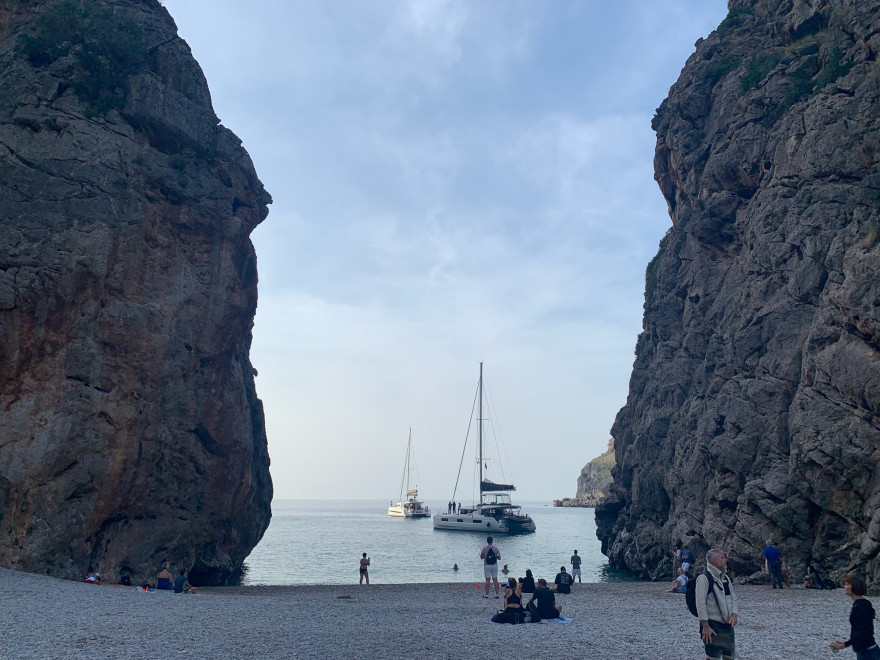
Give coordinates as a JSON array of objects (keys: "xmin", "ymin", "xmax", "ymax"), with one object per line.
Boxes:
[{"xmin": 240, "ymin": 500, "xmax": 634, "ymax": 586}]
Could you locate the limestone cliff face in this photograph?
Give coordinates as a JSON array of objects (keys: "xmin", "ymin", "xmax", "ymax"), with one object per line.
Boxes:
[
  {"xmin": 556, "ymin": 439, "xmax": 615, "ymax": 507},
  {"xmin": 576, "ymin": 439, "xmax": 615, "ymax": 506},
  {"xmin": 596, "ymin": 0, "xmax": 880, "ymax": 582},
  {"xmin": 0, "ymin": 0, "xmax": 272, "ymax": 584}
]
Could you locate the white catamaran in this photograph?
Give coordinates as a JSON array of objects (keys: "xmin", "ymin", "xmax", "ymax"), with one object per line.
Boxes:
[
  {"xmin": 432, "ymin": 363, "xmax": 536, "ymax": 534},
  {"xmin": 388, "ymin": 429, "xmax": 430, "ymax": 518}
]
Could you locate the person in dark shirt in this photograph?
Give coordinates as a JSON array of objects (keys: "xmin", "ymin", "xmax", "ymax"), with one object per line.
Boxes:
[
  {"xmin": 554, "ymin": 566, "xmax": 573, "ymax": 594},
  {"xmin": 830, "ymin": 576, "xmax": 880, "ymax": 659},
  {"xmin": 528, "ymin": 578, "xmax": 562, "ymax": 619},
  {"xmin": 521, "ymin": 569, "xmax": 536, "ymax": 594},
  {"xmin": 762, "ymin": 540, "xmax": 784, "ymax": 589}
]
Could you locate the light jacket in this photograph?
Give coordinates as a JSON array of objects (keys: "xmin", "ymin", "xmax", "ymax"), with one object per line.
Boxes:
[{"xmin": 695, "ymin": 561, "xmax": 739, "ymax": 623}]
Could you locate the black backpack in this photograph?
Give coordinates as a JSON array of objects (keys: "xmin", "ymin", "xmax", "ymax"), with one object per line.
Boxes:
[
  {"xmin": 686, "ymin": 573, "xmax": 720, "ymax": 617},
  {"xmin": 485, "ymin": 547, "xmax": 497, "ymax": 565}
]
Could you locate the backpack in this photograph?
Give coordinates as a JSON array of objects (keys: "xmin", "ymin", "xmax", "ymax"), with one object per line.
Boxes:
[
  {"xmin": 525, "ymin": 599, "xmax": 542, "ymax": 623},
  {"xmin": 686, "ymin": 573, "xmax": 720, "ymax": 617},
  {"xmin": 485, "ymin": 547, "xmax": 497, "ymax": 565}
]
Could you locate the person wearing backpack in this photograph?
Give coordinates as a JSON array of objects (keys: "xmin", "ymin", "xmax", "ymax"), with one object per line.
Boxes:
[
  {"xmin": 696, "ymin": 549, "xmax": 739, "ymax": 660},
  {"xmin": 480, "ymin": 536, "xmax": 501, "ymax": 599}
]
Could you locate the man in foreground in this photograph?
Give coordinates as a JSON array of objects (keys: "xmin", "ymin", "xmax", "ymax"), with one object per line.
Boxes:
[
  {"xmin": 697, "ymin": 549, "xmax": 739, "ymax": 660},
  {"xmin": 480, "ymin": 536, "xmax": 501, "ymax": 598}
]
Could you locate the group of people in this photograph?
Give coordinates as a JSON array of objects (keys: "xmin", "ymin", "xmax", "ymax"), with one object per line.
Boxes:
[
  {"xmin": 672, "ymin": 545, "xmax": 879, "ymax": 660},
  {"xmin": 445, "ymin": 501, "xmax": 462, "ymax": 514},
  {"xmin": 83, "ymin": 563, "xmax": 196, "ymax": 594},
  {"xmin": 481, "ymin": 536, "xmax": 584, "ymax": 624}
]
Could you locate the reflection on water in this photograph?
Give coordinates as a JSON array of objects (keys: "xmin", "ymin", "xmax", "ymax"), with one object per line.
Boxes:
[{"xmin": 241, "ymin": 500, "xmax": 637, "ymax": 586}]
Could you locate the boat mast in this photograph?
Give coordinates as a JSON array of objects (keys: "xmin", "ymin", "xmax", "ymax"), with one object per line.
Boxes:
[
  {"xmin": 398, "ymin": 428, "xmax": 411, "ymax": 502},
  {"xmin": 478, "ymin": 361, "xmax": 483, "ymax": 505}
]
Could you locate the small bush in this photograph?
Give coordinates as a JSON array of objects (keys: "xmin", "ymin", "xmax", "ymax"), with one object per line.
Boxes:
[
  {"xmin": 763, "ymin": 47, "xmax": 854, "ymax": 125},
  {"xmin": 703, "ymin": 54, "xmax": 742, "ymax": 86},
  {"xmin": 718, "ymin": 6, "xmax": 755, "ymax": 35},
  {"xmin": 645, "ymin": 228, "xmax": 673, "ymax": 306},
  {"xmin": 19, "ymin": 0, "xmax": 148, "ymax": 115},
  {"xmin": 740, "ymin": 51, "xmax": 783, "ymax": 93},
  {"xmin": 813, "ymin": 47, "xmax": 854, "ymax": 90}
]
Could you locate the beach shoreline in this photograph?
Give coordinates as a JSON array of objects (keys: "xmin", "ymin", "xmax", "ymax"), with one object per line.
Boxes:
[{"xmin": 0, "ymin": 567, "xmax": 848, "ymax": 658}]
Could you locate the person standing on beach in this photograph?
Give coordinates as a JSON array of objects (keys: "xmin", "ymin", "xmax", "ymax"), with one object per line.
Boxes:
[
  {"xmin": 571, "ymin": 549, "xmax": 582, "ymax": 583},
  {"xmin": 762, "ymin": 540, "xmax": 784, "ymax": 589},
  {"xmin": 480, "ymin": 536, "xmax": 501, "ymax": 598},
  {"xmin": 829, "ymin": 576, "xmax": 880, "ymax": 658},
  {"xmin": 359, "ymin": 553, "xmax": 370, "ymax": 585},
  {"xmin": 697, "ymin": 548, "xmax": 738, "ymax": 660}
]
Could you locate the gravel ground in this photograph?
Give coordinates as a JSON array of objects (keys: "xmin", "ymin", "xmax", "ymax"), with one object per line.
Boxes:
[{"xmin": 0, "ymin": 568, "xmax": 852, "ymax": 659}]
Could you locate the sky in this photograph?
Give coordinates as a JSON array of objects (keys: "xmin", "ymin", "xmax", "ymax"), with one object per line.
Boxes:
[{"xmin": 161, "ymin": 0, "xmax": 729, "ymax": 502}]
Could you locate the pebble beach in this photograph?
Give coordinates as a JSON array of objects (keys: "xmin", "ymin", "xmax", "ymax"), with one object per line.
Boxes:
[{"xmin": 0, "ymin": 568, "xmax": 851, "ymax": 659}]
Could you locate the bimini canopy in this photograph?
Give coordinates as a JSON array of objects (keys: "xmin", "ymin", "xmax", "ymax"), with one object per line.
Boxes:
[{"xmin": 481, "ymin": 479, "xmax": 515, "ymax": 493}]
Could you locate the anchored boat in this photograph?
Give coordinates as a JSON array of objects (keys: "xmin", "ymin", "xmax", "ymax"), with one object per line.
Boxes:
[
  {"xmin": 432, "ymin": 363, "xmax": 536, "ymax": 534},
  {"xmin": 388, "ymin": 429, "xmax": 430, "ymax": 518}
]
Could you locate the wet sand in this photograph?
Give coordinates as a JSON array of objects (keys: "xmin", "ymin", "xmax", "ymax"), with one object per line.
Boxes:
[{"xmin": 0, "ymin": 568, "xmax": 848, "ymax": 658}]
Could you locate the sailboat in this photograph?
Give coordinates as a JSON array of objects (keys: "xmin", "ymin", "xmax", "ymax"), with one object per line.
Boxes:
[
  {"xmin": 432, "ymin": 363, "xmax": 536, "ymax": 534},
  {"xmin": 388, "ymin": 429, "xmax": 430, "ymax": 518}
]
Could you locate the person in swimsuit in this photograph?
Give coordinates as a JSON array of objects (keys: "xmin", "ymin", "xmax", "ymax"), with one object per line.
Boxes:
[
  {"xmin": 359, "ymin": 553, "xmax": 370, "ymax": 585},
  {"xmin": 156, "ymin": 563, "xmax": 174, "ymax": 590},
  {"xmin": 501, "ymin": 577, "xmax": 523, "ymax": 622}
]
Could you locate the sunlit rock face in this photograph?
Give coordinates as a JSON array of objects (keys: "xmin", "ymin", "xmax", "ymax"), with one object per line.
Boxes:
[
  {"xmin": 596, "ymin": 0, "xmax": 880, "ymax": 582},
  {"xmin": 0, "ymin": 0, "xmax": 272, "ymax": 585}
]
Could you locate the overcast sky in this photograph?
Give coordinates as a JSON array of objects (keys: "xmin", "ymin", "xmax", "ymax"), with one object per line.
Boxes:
[{"xmin": 161, "ymin": 0, "xmax": 729, "ymax": 502}]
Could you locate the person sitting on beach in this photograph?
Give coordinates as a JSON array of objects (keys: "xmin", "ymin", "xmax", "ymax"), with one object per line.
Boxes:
[
  {"xmin": 84, "ymin": 570, "xmax": 101, "ymax": 585},
  {"xmin": 359, "ymin": 553, "xmax": 370, "ymax": 585},
  {"xmin": 554, "ymin": 566, "xmax": 573, "ymax": 594},
  {"xmin": 667, "ymin": 568, "xmax": 688, "ymax": 593},
  {"xmin": 156, "ymin": 563, "xmax": 174, "ymax": 590},
  {"xmin": 174, "ymin": 568, "xmax": 197, "ymax": 594},
  {"xmin": 528, "ymin": 579, "xmax": 562, "ymax": 619},
  {"xmin": 521, "ymin": 569, "xmax": 536, "ymax": 594},
  {"xmin": 497, "ymin": 577, "xmax": 524, "ymax": 623}
]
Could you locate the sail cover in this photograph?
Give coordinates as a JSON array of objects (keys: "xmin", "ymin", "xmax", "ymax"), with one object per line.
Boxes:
[
  {"xmin": 406, "ymin": 489, "xmax": 419, "ymax": 496},
  {"xmin": 481, "ymin": 479, "xmax": 515, "ymax": 492}
]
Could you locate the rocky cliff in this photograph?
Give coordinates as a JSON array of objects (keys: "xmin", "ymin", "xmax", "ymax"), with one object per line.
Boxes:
[
  {"xmin": 555, "ymin": 439, "xmax": 615, "ymax": 507},
  {"xmin": 596, "ymin": 0, "xmax": 880, "ymax": 583},
  {"xmin": 0, "ymin": 0, "xmax": 273, "ymax": 585}
]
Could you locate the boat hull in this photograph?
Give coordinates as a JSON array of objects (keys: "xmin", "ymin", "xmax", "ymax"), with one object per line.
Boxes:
[
  {"xmin": 388, "ymin": 502, "xmax": 430, "ymax": 518},
  {"xmin": 432, "ymin": 512, "xmax": 536, "ymax": 534}
]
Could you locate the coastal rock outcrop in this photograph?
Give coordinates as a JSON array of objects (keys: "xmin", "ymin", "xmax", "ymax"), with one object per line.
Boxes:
[
  {"xmin": 555, "ymin": 439, "xmax": 615, "ymax": 507},
  {"xmin": 596, "ymin": 0, "xmax": 880, "ymax": 582},
  {"xmin": 0, "ymin": 0, "xmax": 272, "ymax": 584}
]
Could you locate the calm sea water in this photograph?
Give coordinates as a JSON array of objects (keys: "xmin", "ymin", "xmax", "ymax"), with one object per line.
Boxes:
[{"xmin": 241, "ymin": 500, "xmax": 631, "ymax": 585}]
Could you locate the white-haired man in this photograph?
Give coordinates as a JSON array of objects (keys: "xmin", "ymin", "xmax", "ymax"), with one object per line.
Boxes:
[{"xmin": 696, "ymin": 548, "xmax": 739, "ymax": 660}]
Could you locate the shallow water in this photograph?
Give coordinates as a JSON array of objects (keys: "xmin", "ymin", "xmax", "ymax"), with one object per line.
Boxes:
[{"xmin": 241, "ymin": 499, "xmax": 630, "ymax": 585}]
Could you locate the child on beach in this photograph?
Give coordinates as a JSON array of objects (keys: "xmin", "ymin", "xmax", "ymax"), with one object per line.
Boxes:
[{"xmin": 667, "ymin": 568, "xmax": 688, "ymax": 593}]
